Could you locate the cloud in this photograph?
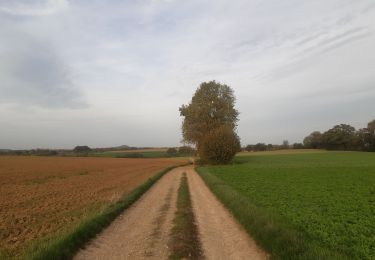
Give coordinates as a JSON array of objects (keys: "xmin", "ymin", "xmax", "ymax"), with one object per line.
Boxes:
[
  {"xmin": 0, "ymin": 0, "xmax": 68, "ymax": 16},
  {"xmin": 1, "ymin": 0, "xmax": 375, "ymax": 148},
  {"xmin": 0, "ymin": 28, "xmax": 86, "ymax": 108}
]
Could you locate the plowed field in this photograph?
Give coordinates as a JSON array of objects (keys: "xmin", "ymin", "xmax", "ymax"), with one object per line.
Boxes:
[{"xmin": 0, "ymin": 156, "xmax": 185, "ymax": 257}]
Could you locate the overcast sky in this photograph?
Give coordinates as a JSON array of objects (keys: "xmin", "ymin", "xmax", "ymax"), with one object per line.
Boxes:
[{"xmin": 1, "ymin": 0, "xmax": 375, "ymax": 149}]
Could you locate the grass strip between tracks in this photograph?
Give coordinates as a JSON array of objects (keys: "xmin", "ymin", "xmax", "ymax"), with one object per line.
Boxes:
[
  {"xmin": 169, "ymin": 173, "xmax": 203, "ymax": 260},
  {"xmin": 196, "ymin": 167, "xmax": 347, "ymax": 260},
  {"xmin": 24, "ymin": 164, "xmax": 187, "ymax": 260}
]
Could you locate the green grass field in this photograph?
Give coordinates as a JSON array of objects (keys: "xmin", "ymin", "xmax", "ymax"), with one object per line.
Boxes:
[{"xmin": 198, "ymin": 151, "xmax": 375, "ymax": 259}]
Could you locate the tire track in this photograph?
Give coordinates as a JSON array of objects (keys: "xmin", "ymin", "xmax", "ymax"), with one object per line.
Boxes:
[{"xmin": 144, "ymin": 185, "xmax": 173, "ymax": 257}]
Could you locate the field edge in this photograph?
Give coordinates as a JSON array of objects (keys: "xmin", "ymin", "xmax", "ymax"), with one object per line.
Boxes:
[
  {"xmin": 196, "ymin": 167, "xmax": 348, "ymax": 260},
  {"xmin": 23, "ymin": 164, "xmax": 187, "ymax": 260}
]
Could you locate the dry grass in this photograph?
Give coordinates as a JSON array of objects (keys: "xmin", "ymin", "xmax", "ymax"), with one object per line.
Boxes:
[{"xmin": 0, "ymin": 156, "xmax": 185, "ymax": 257}]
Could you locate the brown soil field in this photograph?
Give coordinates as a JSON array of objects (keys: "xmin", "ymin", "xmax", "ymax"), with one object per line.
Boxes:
[{"xmin": 0, "ymin": 156, "xmax": 185, "ymax": 257}]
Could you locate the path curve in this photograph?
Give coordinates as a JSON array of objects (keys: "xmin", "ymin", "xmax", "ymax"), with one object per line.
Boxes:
[{"xmin": 75, "ymin": 166, "xmax": 267, "ymax": 259}]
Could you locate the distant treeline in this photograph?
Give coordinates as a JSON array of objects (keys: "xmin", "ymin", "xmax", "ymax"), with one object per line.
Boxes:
[
  {"xmin": 0, "ymin": 145, "xmax": 196, "ymax": 157},
  {"xmin": 243, "ymin": 141, "xmax": 293, "ymax": 152},
  {"xmin": 303, "ymin": 119, "xmax": 375, "ymax": 151},
  {"xmin": 244, "ymin": 118, "xmax": 375, "ymax": 152},
  {"xmin": 0, "ymin": 149, "xmax": 61, "ymax": 156},
  {"xmin": 90, "ymin": 145, "xmax": 149, "ymax": 152},
  {"xmin": 166, "ymin": 146, "xmax": 196, "ymax": 156},
  {"xmin": 0, "ymin": 145, "xmax": 154, "ymax": 156}
]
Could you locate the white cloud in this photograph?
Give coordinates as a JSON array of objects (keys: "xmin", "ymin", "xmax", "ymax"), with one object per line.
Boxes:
[
  {"xmin": 0, "ymin": 0, "xmax": 69, "ymax": 16},
  {"xmin": 0, "ymin": 26, "xmax": 86, "ymax": 108}
]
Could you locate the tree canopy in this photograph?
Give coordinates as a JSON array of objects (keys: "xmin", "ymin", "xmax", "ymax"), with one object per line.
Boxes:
[
  {"xmin": 73, "ymin": 145, "xmax": 91, "ymax": 153},
  {"xmin": 303, "ymin": 131, "xmax": 323, "ymax": 149},
  {"xmin": 322, "ymin": 124, "xmax": 356, "ymax": 150}
]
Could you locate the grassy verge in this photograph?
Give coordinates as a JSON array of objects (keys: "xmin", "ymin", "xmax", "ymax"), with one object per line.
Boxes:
[
  {"xmin": 197, "ymin": 167, "xmax": 347, "ymax": 260},
  {"xmin": 24, "ymin": 165, "xmax": 185, "ymax": 260},
  {"xmin": 169, "ymin": 173, "xmax": 203, "ymax": 260}
]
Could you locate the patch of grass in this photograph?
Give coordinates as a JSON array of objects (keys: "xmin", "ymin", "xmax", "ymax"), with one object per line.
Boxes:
[
  {"xmin": 24, "ymin": 165, "xmax": 185, "ymax": 260},
  {"xmin": 76, "ymin": 171, "xmax": 89, "ymax": 176},
  {"xmin": 169, "ymin": 173, "xmax": 203, "ymax": 260},
  {"xmin": 0, "ymin": 250, "xmax": 11, "ymax": 260},
  {"xmin": 24, "ymin": 175, "xmax": 67, "ymax": 185},
  {"xmin": 198, "ymin": 151, "xmax": 375, "ymax": 260}
]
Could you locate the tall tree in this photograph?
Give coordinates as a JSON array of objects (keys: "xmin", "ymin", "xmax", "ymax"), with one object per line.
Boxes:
[
  {"xmin": 282, "ymin": 140, "xmax": 290, "ymax": 149},
  {"xmin": 356, "ymin": 128, "xmax": 370, "ymax": 151},
  {"xmin": 365, "ymin": 119, "xmax": 375, "ymax": 151},
  {"xmin": 180, "ymin": 81, "xmax": 240, "ymax": 163},
  {"xmin": 368, "ymin": 119, "xmax": 375, "ymax": 135}
]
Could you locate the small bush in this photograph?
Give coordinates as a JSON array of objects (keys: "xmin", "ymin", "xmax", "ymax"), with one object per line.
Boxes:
[
  {"xmin": 178, "ymin": 146, "xmax": 196, "ymax": 156},
  {"xmin": 166, "ymin": 148, "xmax": 178, "ymax": 157},
  {"xmin": 199, "ymin": 125, "xmax": 240, "ymax": 164}
]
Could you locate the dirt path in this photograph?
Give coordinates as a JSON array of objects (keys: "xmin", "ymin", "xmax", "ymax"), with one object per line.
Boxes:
[
  {"xmin": 74, "ymin": 167, "xmax": 184, "ymax": 260},
  {"xmin": 186, "ymin": 167, "xmax": 268, "ymax": 260},
  {"xmin": 75, "ymin": 166, "xmax": 267, "ymax": 260}
]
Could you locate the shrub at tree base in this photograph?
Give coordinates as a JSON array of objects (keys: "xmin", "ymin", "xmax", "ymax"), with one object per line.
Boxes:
[{"xmin": 199, "ymin": 125, "xmax": 241, "ymax": 164}]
